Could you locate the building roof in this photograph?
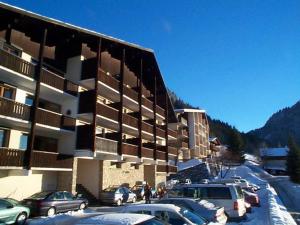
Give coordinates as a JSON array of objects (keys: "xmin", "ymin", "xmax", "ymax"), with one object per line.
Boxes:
[
  {"xmin": 260, "ymin": 147, "xmax": 289, "ymax": 157},
  {"xmin": 0, "ymin": 2, "xmax": 153, "ymax": 53},
  {"xmin": 175, "ymin": 108, "xmax": 206, "ymax": 113}
]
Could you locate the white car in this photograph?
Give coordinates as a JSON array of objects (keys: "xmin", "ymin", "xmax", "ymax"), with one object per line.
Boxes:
[
  {"xmin": 122, "ymin": 203, "xmax": 217, "ymax": 225},
  {"xmin": 167, "ymin": 183, "xmax": 247, "ymax": 220},
  {"xmin": 75, "ymin": 213, "xmax": 164, "ymax": 225}
]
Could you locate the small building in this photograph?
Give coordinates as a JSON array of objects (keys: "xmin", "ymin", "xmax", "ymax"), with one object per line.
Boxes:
[{"xmin": 260, "ymin": 147, "xmax": 289, "ymax": 174}]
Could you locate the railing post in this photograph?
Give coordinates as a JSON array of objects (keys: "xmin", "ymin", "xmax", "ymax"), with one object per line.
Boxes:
[
  {"xmin": 153, "ymin": 73, "xmax": 157, "ymax": 160},
  {"xmin": 138, "ymin": 56, "xmax": 143, "ymax": 159},
  {"xmin": 165, "ymin": 92, "xmax": 169, "ymax": 173},
  {"xmin": 25, "ymin": 28, "xmax": 47, "ymax": 170},
  {"xmin": 5, "ymin": 24, "xmax": 11, "ymax": 44}
]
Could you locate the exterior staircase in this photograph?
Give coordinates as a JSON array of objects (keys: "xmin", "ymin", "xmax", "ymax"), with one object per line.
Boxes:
[{"xmin": 76, "ymin": 184, "xmax": 98, "ymax": 205}]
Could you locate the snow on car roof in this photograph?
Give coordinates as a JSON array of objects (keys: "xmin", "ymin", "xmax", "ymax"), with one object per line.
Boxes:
[
  {"xmin": 123, "ymin": 204, "xmax": 181, "ymax": 212},
  {"xmin": 76, "ymin": 213, "xmax": 154, "ymax": 225}
]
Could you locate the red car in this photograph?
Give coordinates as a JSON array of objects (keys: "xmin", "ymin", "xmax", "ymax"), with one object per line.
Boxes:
[{"xmin": 243, "ymin": 190, "xmax": 260, "ymax": 207}]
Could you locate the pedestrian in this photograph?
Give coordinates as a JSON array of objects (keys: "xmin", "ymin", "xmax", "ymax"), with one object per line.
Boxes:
[{"xmin": 144, "ymin": 183, "xmax": 151, "ymax": 204}]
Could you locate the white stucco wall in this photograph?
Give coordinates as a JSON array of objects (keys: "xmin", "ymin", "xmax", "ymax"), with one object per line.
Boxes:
[{"xmin": 66, "ymin": 56, "xmax": 83, "ymax": 83}]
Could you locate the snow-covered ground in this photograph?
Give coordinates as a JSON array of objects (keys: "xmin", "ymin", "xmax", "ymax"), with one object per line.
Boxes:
[
  {"xmin": 177, "ymin": 158, "xmax": 203, "ymax": 171},
  {"xmin": 220, "ymin": 163, "xmax": 297, "ymax": 225}
]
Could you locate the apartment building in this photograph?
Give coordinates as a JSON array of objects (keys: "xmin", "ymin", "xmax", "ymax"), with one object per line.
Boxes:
[
  {"xmin": 0, "ymin": 3, "xmax": 178, "ymax": 200},
  {"xmin": 169, "ymin": 109, "xmax": 210, "ymax": 162}
]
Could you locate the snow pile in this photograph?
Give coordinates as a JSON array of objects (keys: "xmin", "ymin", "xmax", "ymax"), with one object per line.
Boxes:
[
  {"xmin": 177, "ymin": 159, "xmax": 203, "ymax": 171},
  {"xmin": 244, "ymin": 154, "xmax": 261, "ymax": 163}
]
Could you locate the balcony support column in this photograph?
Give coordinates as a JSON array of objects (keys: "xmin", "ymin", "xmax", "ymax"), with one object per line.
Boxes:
[
  {"xmin": 5, "ymin": 24, "xmax": 11, "ymax": 44},
  {"xmin": 138, "ymin": 57, "xmax": 143, "ymax": 158},
  {"xmin": 117, "ymin": 48, "xmax": 125, "ymax": 155},
  {"xmin": 25, "ymin": 28, "xmax": 47, "ymax": 170},
  {"xmin": 165, "ymin": 93, "xmax": 169, "ymax": 173},
  {"xmin": 92, "ymin": 38, "xmax": 102, "ymax": 152},
  {"xmin": 153, "ymin": 73, "xmax": 157, "ymax": 160}
]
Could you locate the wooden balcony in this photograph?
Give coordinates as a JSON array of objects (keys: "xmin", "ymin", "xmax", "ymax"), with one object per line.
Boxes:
[
  {"xmin": 168, "ymin": 128, "xmax": 177, "ymax": 139},
  {"xmin": 156, "ymin": 106, "xmax": 165, "ymax": 117},
  {"xmin": 156, "ymin": 150, "xmax": 167, "ymax": 161},
  {"xmin": 180, "ymin": 141, "xmax": 189, "ymax": 149},
  {"xmin": 157, "ymin": 165, "xmax": 167, "ymax": 173},
  {"xmin": 182, "ymin": 129, "xmax": 188, "ymax": 137},
  {"xmin": 31, "ymin": 150, "xmax": 73, "ymax": 169},
  {"xmin": 78, "ymin": 90, "xmax": 95, "ymax": 114},
  {"xmin": 168, "ymin": 165, "xmax": 177, "ymax": 173},
  {"xmin": 36, "ymin": 108, "xmax": 76, "ymax": 131},
  {"xmin": 123, "ymin": 85, "xmax": 138, "ymax": 102},
  {"xmin": 123, "ymin": 114, "xmax": 138, "ymax": 128},
  {"xmin": 98, "ymin": 70, "xmax": 120, "ymax": 91},
  {"xmin": 41, "ymin": 68, "xmax": 78, "ymax": 96},
  {"xmin": 142, "ymin": 97, "xmax": 153, "ymax": 110},
  {"xmin": 95, "ymin": 137, "xmax": 118, "ymax": 154},
  {"xmin": 168, "ymin": 146, "xmax": 178, "ymax": 155},
  {"xmin": 0, "ymin": 148, "xmax": 25, "ymax": 167},
  {"xmin": 0, "ymin": 48, "xmax": 35, "ymax": 78},
  {"xmin": 142, "ymin": 121, "xmax": 153, "ymax": 134},
  {"xmin": 122, "ymin": 143, "xmax": 138, "ymax": 156},
  {"xmin": 156, "ymin": 127, "xmax": 166, "ymax": 138},
  {"xmin": 97, "ymin": 103, "xmax": 119, "ymax": 121},
  {"xmin": 141, "ymin": 147, "xmax": 154, "ymax": 159},
  {"xmin": 0, "ymin": 97, "xmax": 31, "ymax": 121}
]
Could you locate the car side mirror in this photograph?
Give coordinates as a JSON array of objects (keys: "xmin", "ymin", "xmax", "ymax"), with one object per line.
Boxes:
[{"xmin": 7, "ymin": 204, "xmax": 14, "ymax": 209}]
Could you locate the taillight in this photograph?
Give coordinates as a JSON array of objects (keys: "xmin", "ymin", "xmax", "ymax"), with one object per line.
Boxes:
[{"xmin": 234, "ymin": 201, "xmax": 239, "ymax": 210}]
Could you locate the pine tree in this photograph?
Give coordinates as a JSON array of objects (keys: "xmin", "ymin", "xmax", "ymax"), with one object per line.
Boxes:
[
  {"xmin": 228, "ymin": 128, "xmax": 245, "ymax": 163},
  {"xmin": 287, "ymin": 137, "xmax": 300, "ymax": 183}
]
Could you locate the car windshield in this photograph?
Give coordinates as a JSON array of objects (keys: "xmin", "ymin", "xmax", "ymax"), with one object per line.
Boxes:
[
  {"xmin": 5, "ymin": 198, "xmax": 20, "ymax": 205},
  {"xmin": 29, "ymin": 191, "xmax": 52, "ymax": 199},
  {"xmin": 179, "ymin": 208, "xmax": 207, "ymax": 225},
  {"xmin": 137, "ymin": 218, "xmax": 164, "ymax": 225},
  {"xmin": 103, "ymin": 187, "xmax": 118, "ymax": 192}
]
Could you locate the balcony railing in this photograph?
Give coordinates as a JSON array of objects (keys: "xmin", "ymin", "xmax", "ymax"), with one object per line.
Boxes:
[
  {"xmin": 142, "ymin": 121, "xmax": 153, "ymax": 134},
  {"xmin": 36, "ymin": 108, "xmax": 76, "ymax": 130},
  {"xmin": 141, "ymin": 147, "xmax": 154, "ymax": 159},
  {"xmin": 168, "ymin": 128, "xmax": 177, "ymax": 139},
  {"xmin": 157, "ymin": 165, "xmax": 167, "ymax": 173},
  {"xmin": 0, "ymin": 48, "xmax": 35, "ymax": 78},
  {"xmin": 156, "ymin": 127, "xmax": 166, "ymax": 138},
  {"xmin": 95, "ymin": 137, "xmax": 118, "ymax": 154},
  {"xmin": 156, "ymin": 106, "xmax": 165, "ymax": 117},
  {"xmin": 142, "ymin": 97, "xmax": 153, "ymax": 110},
  {"xmin": 31, "ymin": 151, "xmax": 73, "ymax": 169},
  {"xmin": 168, "ymin": 165, "xmax": 177, "ymax": 173},
  {"xmin": 0, "ymin": 97, "xmax": 31, "ymax": 121},
  {"xmin": 122, "ymin": 143, "xmax": 138, "ymax": 156},
  {"xmin": 97, "ymin": 103, "xmax": 119, "ymax": 121},
  {"xmin": 168, "ymin": 146, "xmax": 178, "ymax": 155},
  {"xmin": 123, "ymin": 85, "xmax": 138, "ymax": 102},
  {"xmin": 0, "ymin": 148, "xmax": 25, "ymax": 167},
  {"xmin": 156, "ymin": 150, "xmax": 167, "ymax": 161},
  {"xmin": 98, "ymin": 70, "xmax": 120, "ymax": 91},
  {"xmin": 123, "ymin": 114, "xmax": 138, "ymax": 128}
]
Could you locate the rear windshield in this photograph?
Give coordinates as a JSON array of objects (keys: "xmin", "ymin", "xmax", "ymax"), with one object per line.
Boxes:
[
  {"xmin": 172, "ymin": 186, "xmax": 232, "ymax": 199},
  {"xmin": 5, "ymin": 198, "xmax": 20, "ymax": 205},
  {"xmin": 103, "ymin": 187, "xmax": 118, "ymax": 192},
  {"xmin": 137, "ymin": 218, "xmax": 164, "ymax": 225},
  {"xmin": 179, "ymin": 208, "xmax": 207, "ymax": 225},
  {"xmin": 29, "ymin": 192, "xmax": 52, "ymax": 199}
]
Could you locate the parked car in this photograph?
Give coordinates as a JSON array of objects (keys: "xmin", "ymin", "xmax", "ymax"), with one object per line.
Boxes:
[
  {"xmin": 167, "ymin": 183, "xmax": 247, "ymax": 220},
  {"xmin": 99, "ymin": 186, "xmax": 136, "ymax": 206},
  {"xmin": 131, "ymin": 185, "xmax": 157, "ymax": 200},
  {"xmin": 157, "ymin": 198, "xmax": 227, "ymax": 224},
  {"xmin": 242, "ymin": 190, "xmax": 260, "ymax": 206},
  {"xmin": 122, "ymin": 203, "xmax": 211, "ymax": 225},
  {"xmin": 21, "ymin": 191, "xmax": 88, "ymax": 216},
  {"xmin": 0, "ymin": 198, "xmax": 30, "ymax": 225},
  {"xmin": 75, "ymin": 213, "xmax": 164, "ymax": 225}
]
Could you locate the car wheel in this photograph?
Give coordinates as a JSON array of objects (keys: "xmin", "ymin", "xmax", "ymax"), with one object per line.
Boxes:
[
  {"xmin": 47, "ymin": 207, "xmax": 56, "ymax": 216},
  {"xmin": 16, "ymin": 212, "xmax": 27, "ymax": 225},
  {"xmin": 79, "ymin": 202, "xmax": 86, "ymax": 210},
  {"xmin": 132, "ymin": 197, "xmax": 136, "ymax": 203},
  {"xmin": 116, "ymin": 199, "xmax": 122, "ymax": 206}
]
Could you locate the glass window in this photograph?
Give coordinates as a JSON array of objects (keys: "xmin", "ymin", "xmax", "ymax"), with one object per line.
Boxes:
[
  {"xmin": 179, "ymin": 208, "xmax": 207, "ymax": 225},
  {"xmin": 53, "ymin": 192, "xmax": 65, "ymax": 200},
  {"xmin": 19, "ymin": 133, "xmax": 28, "ymax": 150},
  {"xmin": 29, "ymin": 191, "xmax": 52, "ymax": 200},
  {"xmin": 64, "ymin": 192, "xmax": 74, "ymax": 200},
  {"xmin": 25, "ymin": 95, "xmax": 34, "ymax": 106},
  {"xmin": 0, "ymin": 129, "xmax": 9, "ymax": 147},
  {"xmin": 0, "ymin": 84, "xmax": 15, "ymax": 100},
  {"xmin": 183, "ymin": 187, "xmax": 198, "ymax": 198},
  {"xmin": 154, "ymin": 211, "xmax": 170, "ymax": 223},
  {"xmin": 207, "ymin": 187, "xmax": 232, "ymax": 199},
  {"xmin": 0, "ymin": 199, "xmax": 11, "ymax": 209},
  {"xmin": 132, "ymin": 210, "xmax": 152, "ymax": 215}
]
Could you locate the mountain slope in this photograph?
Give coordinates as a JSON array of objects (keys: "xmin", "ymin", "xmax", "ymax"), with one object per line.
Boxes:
[{"xmin": 249, "ymin": 101, "xmax": 300, "ymax": 146}]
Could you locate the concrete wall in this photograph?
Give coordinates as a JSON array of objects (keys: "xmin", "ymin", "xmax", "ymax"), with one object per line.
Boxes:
[
  {"xmin": 144, "ymin": 165, "xmax": 156, "ymax": 187},
  {"xmin": 8, "ymin": 129, "xmax": 28, "ymax": 149},
  {"xmin": 66, "ymin": 56, "xmax": 83, "ymax": 83},
  {"xmin": 0, "ymin": 170, "xmax": 57, "ymax": 200}
]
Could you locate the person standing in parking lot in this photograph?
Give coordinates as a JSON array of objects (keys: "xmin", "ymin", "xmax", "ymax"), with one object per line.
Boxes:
[{"xmin": 144, "ymin": 183, "xmax": 151, "ymax": 204}]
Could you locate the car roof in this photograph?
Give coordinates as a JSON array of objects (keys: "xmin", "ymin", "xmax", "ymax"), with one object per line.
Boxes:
[
  {"xmin": 177, "ymin": 183, "xmax": 233, "ymax": 188},
  {"xmin": 76, "ymin": 213, "xmax": 154, "ymax": 224},
  {"xmin": 124, "ymin": 204, "xmax": 181, "ymax": 212}
]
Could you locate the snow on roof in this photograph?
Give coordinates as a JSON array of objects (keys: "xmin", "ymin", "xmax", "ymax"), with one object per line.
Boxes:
[
  {"xmin": 77, "ymin": 213, "xmax": 154, "ymax": 224},
  {"xmin": 175, "ymin": 108, "xmax": 206, "ymax": 113},
  {"xmin": 0, "ymin": 2, "xmax": 153, "ymax": 53},
  {"xmin": 177, "ymin": 159, "xmax": 203, "ymax": 171},
  {"xmin": 260, "ymin": 147, "xmax": 289, "ymax": 157}
]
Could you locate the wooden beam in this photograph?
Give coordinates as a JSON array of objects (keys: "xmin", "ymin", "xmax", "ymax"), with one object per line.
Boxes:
[
  {"xmin": 138, "ymin": 57, "xmax": 143, "ymax": 158},
  {"xmin": 165, "ymin": 92, "xmax": 169, "ymax": 172},
  {"xmin": 153, "ymin": 73, "xmax": 157, "ymax": 160}
]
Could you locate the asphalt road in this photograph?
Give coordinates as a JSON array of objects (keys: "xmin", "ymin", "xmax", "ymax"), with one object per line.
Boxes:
[{"xmin": 247, "ymin": 164, "xmax": 300, "ymax": 224}]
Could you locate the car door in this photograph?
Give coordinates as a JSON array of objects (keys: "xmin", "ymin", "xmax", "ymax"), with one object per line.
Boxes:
[
  {"xmin": 52, "ymin": 192, "xmax": 67, "ymax": 213},
  {"xmin": 0, "ymin": 199, "xmax": 15, "ymax": 224},
  {"xmin": 121, "ymin": 188, "xmax": 129, "ymax": 202},
  {"xmin": 64, "ymin": 192, "xmax": 78, "ymax": 211}
]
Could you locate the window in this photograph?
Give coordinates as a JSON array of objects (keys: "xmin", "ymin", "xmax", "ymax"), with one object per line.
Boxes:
[
  {"xmin": 0, "ymin": 199, "xmax": 11, "ymax": 209},
  {"xmin": 207, "ymin": 187, "xmax": 232, "ymax": 199},
  {"xmin": 25, "ymin": 95, "xmax": 34, "ymax": 106},
  {"xmin": 64, "ymin": 192, "xmax": 74, "ymax": 200},
  {"xmin": 183, "ymin": 187, "xmax": 199, "ymax": 198},
  {"xmin": 19, "ymin": 133, "xmax": 28, "ymax": 150},
  {"xmin": 132, "ymin": 210, "xmax": 152, "ymax": 215},
  {"xmin": 0, "ymin": 84, "xmax": 15, "ymax": 100},
  {"xmin": 53, "ymin": 192, "xmax": 65, "ymax": 200},
  {"xmin": 0, "ymin": 128, "xmax": 9, "ymax": 147}
]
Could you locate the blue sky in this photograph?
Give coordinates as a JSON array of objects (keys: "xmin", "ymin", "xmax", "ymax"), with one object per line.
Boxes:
[{"xmin": 2, "ymin": 0, "xmax": 300, "ymax": 132}]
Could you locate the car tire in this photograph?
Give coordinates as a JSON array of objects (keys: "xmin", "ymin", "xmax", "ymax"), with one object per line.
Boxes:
[
  {"xmin": 132, "ymin": 197, "xmax": 136, "ymax": 203},
  {"xmin": 79, "ymin": 202, "xmax": 86, "ymax": 210},
  {"xmin": 16, "ymin": 212, "xmax": 27, "ymax": 225},
  {"xmin": 116, "ymin": 199, "xmax": 122, "ymax": 206},
  {"xmin": 47, "ymin": 207, "xmax": 56, "ymax": 216}
]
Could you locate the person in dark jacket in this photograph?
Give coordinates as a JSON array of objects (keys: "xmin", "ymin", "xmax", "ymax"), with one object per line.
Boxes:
[{"xmin": 144, "ymin": 183, "xmax": 152, "ymax": 204}]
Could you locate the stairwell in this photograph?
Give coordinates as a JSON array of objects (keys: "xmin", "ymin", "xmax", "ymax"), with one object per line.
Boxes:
[{"xmin": 76, "ymin": 184, "xmax": 98, "ymax": 205}]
